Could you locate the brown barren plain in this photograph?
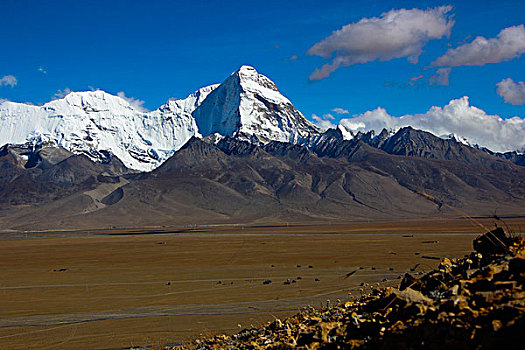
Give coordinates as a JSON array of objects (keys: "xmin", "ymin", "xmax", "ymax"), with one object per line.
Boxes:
[{"xmin": 1, "ymin": 218, "xmax": 524, "ymax": 349}]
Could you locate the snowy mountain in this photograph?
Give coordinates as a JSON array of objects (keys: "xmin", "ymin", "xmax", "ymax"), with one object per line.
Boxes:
[
  {"xmin": 192, "ymin": 65, "xmax": 319, "ymax": 144},
  {"xmin": 0, "ymin": 66, "xmax": 319, "ymax": 171},
  {"xmin": 157, "ymin": 84, "xmax": 219, "ymax": 118},
  {"xmin": 1, "ymin": 65, "xmax": 522, "ymax": 173},
  {"xmin": 0, "ymin": 88, "xmax": 217, "ymax": 171}
]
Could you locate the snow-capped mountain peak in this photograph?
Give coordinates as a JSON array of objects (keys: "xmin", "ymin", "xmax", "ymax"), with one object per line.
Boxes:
[
  {"xmin": 192, "ymin": 65, "xmax": 319, "ymax": 143},
  {"xmin": 0, "ymin": 66, "xmax": 320, "ymax": 171},
  {"xmin": 236, "ymin": 65, "xmax": 290, "ymax": 104}
]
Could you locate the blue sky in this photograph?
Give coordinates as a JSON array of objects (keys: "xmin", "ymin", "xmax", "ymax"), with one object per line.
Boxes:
[{"xmin": 1, "ymin": 0, "xmax": 524, "ymax": 124}]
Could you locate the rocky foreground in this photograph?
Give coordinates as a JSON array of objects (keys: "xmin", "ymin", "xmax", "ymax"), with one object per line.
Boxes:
[{"xmin": 168, "ymin": 228, "xmax": 524, "ymax": 349}]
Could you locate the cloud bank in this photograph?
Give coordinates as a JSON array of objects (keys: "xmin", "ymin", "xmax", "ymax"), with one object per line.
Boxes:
[
  {"xmin": 0, "ymin": 75, "xmax": 17, "ymax": 87},
  {"xmin": 432, "ymin": 25, "xmax": 525, "ymax": 67},
  {"xmin": 307, "ymin": 6, "xmax": 454, "ymax": 80},
  {"xmin": 497, "ymin": 78, "xmax": 525, "ymax": 105},
  {"xmin": 338, "ymin": 97, "xmax": 525, "ymax": 153},
  {"xmin": 312, "ymin": 113, "xmax": 336, "ymax": 130}
]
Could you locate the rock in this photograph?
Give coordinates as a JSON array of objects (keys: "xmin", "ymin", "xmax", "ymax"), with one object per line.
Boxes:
[
  {"xmin": 473, "ymin": 227, "xmax": 510, "ymax": 255},
  {"xmin": 395, "ymin": 287, "xmax": 433, "ymax": 305}
]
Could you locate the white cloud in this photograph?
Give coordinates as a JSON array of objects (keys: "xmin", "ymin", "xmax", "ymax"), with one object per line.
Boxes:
[
  {"xmin": 432, "ymin": 25, "xmax": 525, "ymax": 67},
  {"xmin": 338, "ymin": 96, "xmax": 525, "ymax": 153},
  {"xmin": 38, "ymin": 67, "xmax": 47, "ymax": 74},
  {"xmin": 0, "ymin": 75, "xmax": 17, "ymax": 87},
  {"xmin": 312, "ymin": 113, "xmax": 336, "ymax": 130},
  {"xmin": 497, "ymin": 78, "xmax": 525, "ymax": 105},
  {"xmin": 53, "ymin": 88, "xmax": 72, "ymax": 99},
  {"xmin": 429, "ymin": 67, "xmax": 451, "ymax": 86},
  {"xmin": 307, "ymin": 6, "xmax": 454, "ymax": 80},
  {"xmin": 332, "ymin": 107, "xmax": 349, "ymax": 114},
  {"xmin": 117, "ymin": 91, "xmax": 148, "ymax": 112}
]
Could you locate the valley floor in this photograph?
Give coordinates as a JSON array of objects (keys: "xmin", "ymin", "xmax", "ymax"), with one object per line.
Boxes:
[{"xmin": 0, "ymin": 218, "xmax": 523, "ymax": 349}]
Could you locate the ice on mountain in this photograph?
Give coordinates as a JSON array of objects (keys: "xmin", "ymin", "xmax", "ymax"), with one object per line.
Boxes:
[{"xmin": 0, "ymin": 66, "xmax": 319, "ymax": 171}]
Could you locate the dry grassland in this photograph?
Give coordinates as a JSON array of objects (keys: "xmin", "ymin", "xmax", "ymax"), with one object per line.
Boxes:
[{"xmin": 0, "ymin": 218, "xmax": 523, "ymax": 349}]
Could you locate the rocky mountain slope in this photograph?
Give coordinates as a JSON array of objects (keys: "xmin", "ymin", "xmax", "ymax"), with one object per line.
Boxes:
[
  {"xmin": 0, "ymin": 142, "xmax": 132, "ymax": 209},
  {"xmin": 309, "ymin": 126, "xmax": 518, "ymax": 170},
  {"xmin": 2, "ymin": 130, "xmax": 524, "ymax": 231}
]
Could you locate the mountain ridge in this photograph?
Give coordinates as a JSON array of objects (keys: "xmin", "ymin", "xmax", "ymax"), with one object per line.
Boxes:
[
  {"xmin": 0, "ymin": 66, "xmax": 320, "ymax": 171},
  {"xmin": 2, "ymin": 65, "xmax": 523, "ymax": 173},
  {"xmin": 2, "ymin": 128, "xmax": 524, "ymax": 231},
  {"xmin": 1, "ymin": 65, "xmax": 524, "ymax": 230}
]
